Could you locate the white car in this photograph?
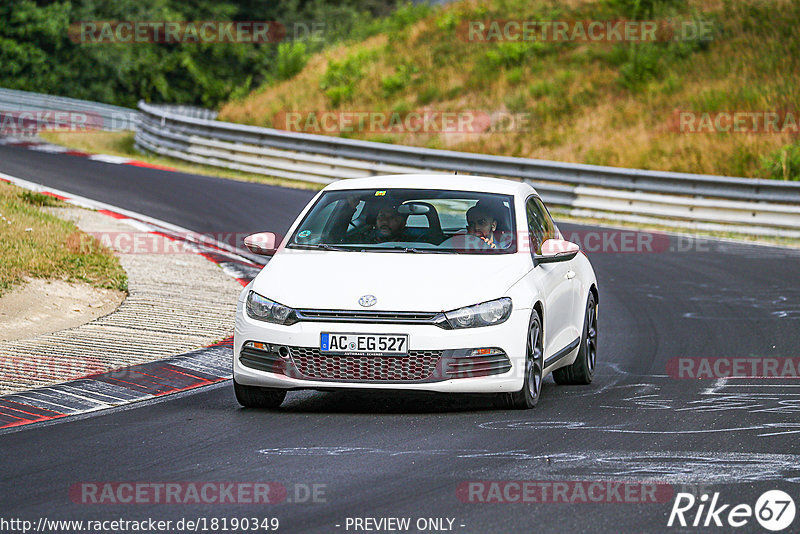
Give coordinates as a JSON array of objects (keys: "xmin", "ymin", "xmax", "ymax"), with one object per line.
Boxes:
[{"xmin": 233, "ymin": 174, "xmax": 598, "ymax": 409}]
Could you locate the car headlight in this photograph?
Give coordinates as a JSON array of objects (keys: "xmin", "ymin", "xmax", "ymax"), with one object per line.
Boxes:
[
  {"xmin": 246, "ymin": 291, "xmax": 296, "ymax": 325},
  {"xmin": 444, "ymin": 298, "xmax": 512, "ymax": 329}
]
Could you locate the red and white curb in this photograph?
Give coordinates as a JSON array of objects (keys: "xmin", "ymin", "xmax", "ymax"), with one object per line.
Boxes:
[
  {"xmin": 0, "ymin": 170, "xmax": 264, "ymax": 431},
  {"xmin": 0, "ymin": 339, "xmax": 234, "ymax": 431},
  {"xmin": 0, "ymin": 135, "xmax": 178, "ymax": 171}
]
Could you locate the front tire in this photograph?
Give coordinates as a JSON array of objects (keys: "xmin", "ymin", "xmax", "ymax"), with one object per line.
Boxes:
[
  {"xmin": 234, "ymin": 379, "xmax": 286, "ymax": 409},
  {"xmin": 553, "ymin": 292, "xmax": 597, "ymax": 385},
  {"xmin": 506, "ymin": 312, "xmax": 544, "ymax": 409}
]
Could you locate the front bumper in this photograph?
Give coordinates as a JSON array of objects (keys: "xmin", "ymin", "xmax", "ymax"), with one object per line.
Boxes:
[{"xmin": 233, "ymin": 300, "xmax": 529, "ymax": 394}]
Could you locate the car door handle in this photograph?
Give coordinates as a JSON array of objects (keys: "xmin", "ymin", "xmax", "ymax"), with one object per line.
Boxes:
[{"xmin": 565, "ymin": 270, "xmax": 576, "ymax": 280}]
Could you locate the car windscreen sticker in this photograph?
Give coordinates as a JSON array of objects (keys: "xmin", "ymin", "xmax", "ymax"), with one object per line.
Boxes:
[{"xmin": 375, "ymin": 191, "xmax": 386, "ymax": 196}]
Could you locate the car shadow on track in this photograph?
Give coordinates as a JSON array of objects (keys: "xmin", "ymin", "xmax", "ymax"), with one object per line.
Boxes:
[{"xmin": 236, "ymin": 381, "xmax": 566, "ymax": 414}]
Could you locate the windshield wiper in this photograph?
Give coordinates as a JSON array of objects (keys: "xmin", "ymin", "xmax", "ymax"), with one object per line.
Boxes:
[
  {"xmin": 291, "ymin": 243, "xmax": 452, "ymax": 253},
  {"xmin": 378, "ymin": 246, "xmax": 450, "ymax": 254},
  {"xmin": 290, "ymin": 243, "xmax": 356, "ymax": 252}
]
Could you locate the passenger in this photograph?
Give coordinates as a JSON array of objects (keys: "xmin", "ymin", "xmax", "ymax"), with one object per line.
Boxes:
[{"xmin": 466, "ymin": 202, "xmax": 500, "ymax": 248}]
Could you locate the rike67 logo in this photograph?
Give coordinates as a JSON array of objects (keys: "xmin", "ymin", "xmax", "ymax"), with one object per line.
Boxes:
[{"xmin": 668, "ymin": 490, "xmax": 796, "ymax": 531}]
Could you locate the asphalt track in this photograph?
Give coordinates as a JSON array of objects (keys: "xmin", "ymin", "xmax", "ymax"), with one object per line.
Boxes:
[{"xmin": 2, "ymin": 143, "xmax": 800, "ymax": 533}]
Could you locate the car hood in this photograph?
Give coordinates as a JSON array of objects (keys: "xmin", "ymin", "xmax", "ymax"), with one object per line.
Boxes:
[{"xmin": 251, "ymin": 250, "xmax": 531, "ymax": 311}]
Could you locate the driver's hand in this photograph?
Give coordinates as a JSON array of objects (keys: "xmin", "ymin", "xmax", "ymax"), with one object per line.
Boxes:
[{"xmin": 478, "ymin": 236, "xmax": 497, "ymax": 248}]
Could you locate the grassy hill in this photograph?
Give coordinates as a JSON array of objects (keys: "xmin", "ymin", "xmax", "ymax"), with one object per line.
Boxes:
[{"xmin": 219, "ymin": 0, "xmax": 800, "ymax": 180}]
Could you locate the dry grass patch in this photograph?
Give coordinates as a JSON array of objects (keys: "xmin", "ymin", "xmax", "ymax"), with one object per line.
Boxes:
[
  {"xmin": 0, "ymin": 182, "xmax": 127, "ymax": 297},
  {"xmin": 218, "ymin": 0, "xmax": 800, "ymax": 180}
]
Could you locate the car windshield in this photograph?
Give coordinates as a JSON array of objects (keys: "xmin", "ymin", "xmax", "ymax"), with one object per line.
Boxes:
[{"xmin": 288, "ymin": 188, "xmax": 516, "ymax": 254}]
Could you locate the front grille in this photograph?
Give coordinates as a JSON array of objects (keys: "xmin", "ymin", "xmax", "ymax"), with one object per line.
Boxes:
[
  {"xmin": 294, "ymin": 309, "xmax": 446, "ymax": 326},
  {"xmin": 289, "ymin": 346, "xmax": 442, "ymax": 382},
  {"xmin": 240, "ymin": 342, "xmax": 511, "ymax": 382}
]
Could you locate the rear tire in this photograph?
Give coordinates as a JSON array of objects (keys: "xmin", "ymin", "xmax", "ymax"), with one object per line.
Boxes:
[
  {"xmin": 506, "ymin": 312, "xmax": 544, "ymax": 409},
  {"xmin": 234, "ymin": 379, "xmax": 286, "ymax": 409},
  {"xmin": 553, "ymin": 293, "xmax": 597, "ymax": 385}
]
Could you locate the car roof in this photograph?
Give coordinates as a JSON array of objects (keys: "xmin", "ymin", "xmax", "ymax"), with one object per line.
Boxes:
[{"xmin": 323, "ymin": 174, "xmax": 536, "ymax": 197}]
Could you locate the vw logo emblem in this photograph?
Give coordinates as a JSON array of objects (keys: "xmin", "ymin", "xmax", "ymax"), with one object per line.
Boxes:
[{"xmin": 358, "ymin": 294, "xmax": 377, "ymax": 307}]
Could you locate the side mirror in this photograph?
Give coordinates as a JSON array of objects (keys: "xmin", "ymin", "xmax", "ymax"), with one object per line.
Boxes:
[
  {"xmin": 536, "ymin": 239, "xmax": 579, "ymax": 264},
  {"xmin": 243, "ymin": 232, "xmax": 279, "ymax": 256}
]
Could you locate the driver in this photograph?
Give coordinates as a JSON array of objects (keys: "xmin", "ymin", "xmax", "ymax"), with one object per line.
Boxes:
[{"xmin": 369, "ymin": 202, "xmax": 409, "ymax": 243}]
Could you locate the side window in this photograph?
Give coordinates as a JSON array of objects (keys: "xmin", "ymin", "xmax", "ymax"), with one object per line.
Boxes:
[
  {"xmin": 533, "ymin": 197, "xmax": 556, "ymax": 242},
  {"xmin": 405, "ymin": 214, "xmax": 429, "ymax": 228},
  {"xmin": 526, "ymin": 198, "xmax": 545, "ymax": 254},
  {"xmin": 526, "ymin": 197, "xmax": 555, "ymax": 254}
]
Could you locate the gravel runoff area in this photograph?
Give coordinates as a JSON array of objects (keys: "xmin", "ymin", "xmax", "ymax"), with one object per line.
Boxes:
[
  {"xmin": 0, "ymin": 207, "xmax": 244, "ymax": 395},
  {"xmin": 0, "ymin": 278, "xmax": 124, "ymax": 342}
]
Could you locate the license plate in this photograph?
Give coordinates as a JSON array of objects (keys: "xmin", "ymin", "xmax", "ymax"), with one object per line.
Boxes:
[{"xmin": 320, "ymin": 333, "xmax": 408, "ymax": 355}]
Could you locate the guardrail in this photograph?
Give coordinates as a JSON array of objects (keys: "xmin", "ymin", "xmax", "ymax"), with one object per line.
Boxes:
[
  {"xmin": 130, "ymin": 100, "xmax": 795, "ymax": 238},
  {"xmin": 0, "ymin": 88, "xmax": 139, "ymax": 131}
]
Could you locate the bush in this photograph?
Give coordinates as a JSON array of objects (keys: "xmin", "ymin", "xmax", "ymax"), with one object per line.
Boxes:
[
  {"xmin": 320, "ymin": 51, "xmax": 375, "ymax": 106},
  {"xmin": 484, "ymin": 42, "xmax": 531, "ymax": 69},
  {"xmin": 275, "ymin": 41, "xmax": 309, "ymax": 81},
  {"xmin": 529, "ymin": 80, "xmax": 559, "ymax": 99},
  {"xmin": 416, "ymin": 86, "xmax": 441, "ymax": 105},
  {"xmin": 469, "ymin": 41, "xmax": 552, "ymax": 87},
  {"xmin": 618, "ymin": 44, "xmax": 663, "ymax": 90},
  {"xmin": 323, "ymin": 86, "xmax": 354, "ymax": 108},
  {"xmin": 19, "ymin": 190, "xmax": 62, "ymax": 207},
  {"xmin": 602, "ymin": 0, "xmax": 687, "ymax": 18},
  {"xmin": 761, "ymin": 144, "xmax": 800, "ymax": 181},
  {"xmin": 382, "ymin": 2, "xmax": 432, "ymax": 33},
  {"xmin": 380, "ymin": 63, "xmax": 418, "ymax": 97},
  {"xmin": 507, "ymin": 67, "xmax": 523, "ymax": 85},
  {"xmin": 435, "ymin": 10, "xmax": 460, "ymax": 33}
]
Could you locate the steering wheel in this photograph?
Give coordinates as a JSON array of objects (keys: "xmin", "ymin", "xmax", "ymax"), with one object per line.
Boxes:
[
  {"xmin": 438, "ymin": 233, "xmax": 493, "ymax": 250},
  {"xmin": 337, "ymin": 222, "xmax": 375, "ymax": 244}
]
